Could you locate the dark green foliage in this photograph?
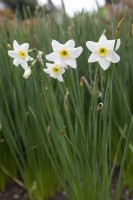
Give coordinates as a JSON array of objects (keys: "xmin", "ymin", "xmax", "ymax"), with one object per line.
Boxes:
[
  {"xmin": 105, "ymin": 0, "xmax": 112, "ymax": 4},
  {"xmin": 2, "ymin": 0, "xmax": 37, "ymax": 10}
]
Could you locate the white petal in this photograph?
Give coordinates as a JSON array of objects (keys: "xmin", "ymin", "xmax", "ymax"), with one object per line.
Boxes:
[
  {"xmin": 63, "ymin": 64, "xmax": 68, "ymax": 68},
  {"xmin": 99, "ymin": 35, "xmax": 107, "ymax": 43},
  {"xmin": 65, "ymin": 40, "xmax": 75, "ymax": 48},
  {"xmin": 50, "ymin": 74, "xmax": 55, "ymax": 78},
  {"xmin": 13, "ymin": 40, "xmax": 20, "ymax": 50},
  {"xmin": 44, "ymin": 68, "xmax": 50, "ymax": 74},
  {"xmin": 106, "ymin": 51, "xmax": 120, "ymax": 63},
  {"xmin": 86, "ymin": 41, "xmax": 97, "ymax": 52},
  {"xmin": 114, "ymin": 39, "xmax": 121, "ymax": 50},
  {"xmin": 107, "ymin": 39, "xmax": 121, "ymax": 51},
  {"xmin": 98, "ymin": 59, "xmax": 110, "ymax": 70},
  {"xmin": 21, "ymin": 61, "xmax": 29, "ymax": 70},
  {"xmin": 25, "ymin": 55, "xmax": 33, "ymax": 61},
  {"xmin": 46, "ymin": 63, "xmax": 54, "ymax": 69},
  {"xmin": 57, "ymin": 75, "xmax": 64, "ymax": 82},
  {"xmin": 60, "ymin": 68, "xmax": 65, "ymax": 74},
  {"xmin": 64, "ymin": 65, "xmax": 69, "ymax": 69},
  {"xmin": 65, "ymin": 59, "xmax": 76, "ymax": 68},
  {"xmin": 8, "ymin": 50, "xmax": 17, "ymax": 58},
  {"xmin": 71, "ymin": 47, "xmax": 83, "ymax": 58},
  {"xmin": 20, "ymin": 43, "xmax": 29, "ymax": 51},
  {"xmin": 13, "ymin": 58, "xmax": 20, "ymax": 66},
  {"xmin": 54, "ymin": 60, "xmax": 67, "ymax": 68},
  {"xmin": 46, "ymin": 52, "xmax": 59, "ymax": 62},
  {"xmin": 52, "ymin": 40, "xmax": 63, "ymax": 51},
  {"xmin": 29, "ymin": 56, "xmax": 34, "ymax": 61},
  {"xmin": 88, "ymin": 53, "xmax": 100, "ymax": 63}
]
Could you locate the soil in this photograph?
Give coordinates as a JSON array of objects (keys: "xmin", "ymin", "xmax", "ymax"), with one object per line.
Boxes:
[
  {"xmin": 0, "ymin": 182, "xmax": 67, "ymax": 200},
  {"xmin": 111, "ymin": 167, "xmax": 133, "ymax": 200},
  {"xmin": 0, "ymin": 182, "xmax": 28, "ymax": 200},
  {"xmin": 0, "ymin": 169, "xmax": 133, "ymax": 200}
]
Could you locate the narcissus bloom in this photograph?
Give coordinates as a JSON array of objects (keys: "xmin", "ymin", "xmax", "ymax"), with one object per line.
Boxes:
[
  {"xmin": 44, "ymin": 63, "xmax": 65, "ymax": 82},
  {"xmin": 23, "ymin": 68, "xmax": 31, "ymax": 79},
  {"xmin": 46, "ymin": 40, "xmax": 83, "ymax": 69},
  {"xmin": 8, "ymin": 40, "xmax": 33, "ymax": 70},
  {"xmin": 86, "ymin": 35, "xmax": 121, "ymax": 70}
]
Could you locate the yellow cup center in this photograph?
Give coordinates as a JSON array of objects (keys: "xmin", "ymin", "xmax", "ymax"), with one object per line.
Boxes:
[
  {"xmin": 59, "ymin": 49, "xmax": 69, "ymax": 58},
  {"xmin": 18, "ymin": 50, "xmax": 27, "ymax": 59},
  {"xmin": 52, "ymin": 66, "xmax": 60, "ymax": 74},
  {"xmin": 98, "ymin": 47, "xmax": 108, "ymax": 57}
]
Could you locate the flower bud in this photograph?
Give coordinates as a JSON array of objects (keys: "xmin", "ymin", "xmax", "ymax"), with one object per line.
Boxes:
[
  {"xmin": 23, "ymin": 68, "xmax": 31, "ymax": 79},
  {"xmin": 37, "ymin": 51, "xmax": 43, "ymax": 62}
]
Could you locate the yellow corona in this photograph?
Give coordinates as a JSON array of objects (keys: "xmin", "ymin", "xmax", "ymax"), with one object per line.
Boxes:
[
  {"xmin": 18, "ymin": 50, "xmax": 27, "ymax": 59},
  {"xmin": 52, "ymin": 66, "xmax": 60, "ymax": 74},
  {"xmin": 98, "ymin": 47, "xmax": 108, "ymax": 57},
  {"xmin": 59, "ymin": 49, "xmax": 69, "ymax": 58}
]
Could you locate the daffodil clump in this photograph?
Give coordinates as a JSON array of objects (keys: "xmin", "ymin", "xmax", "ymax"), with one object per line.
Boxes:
[
  {"xmin": 5, "ymin": 15, "xmax": 133, "ymax": 200},
  {"xmin": 8, "ymin": 35, "xmax": 120, "ymax": 81}
]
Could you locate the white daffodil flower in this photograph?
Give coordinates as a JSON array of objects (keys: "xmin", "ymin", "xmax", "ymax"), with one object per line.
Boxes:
[
  {"xmin": 44, "ymin": 63, "xmax": 65, "ymax": 82},
  {"xmin": 23, "ymin": 68, "xmax": 31, "ymax": 79},
  {"xmin": 86, "ymin": 35, "xmax": 121, "ymax": 70},
  {"xmin": 46, "ymin": 40, "xmax": 83, "ymax": 69},
  {"xmin": 8, "ymin": 40, "xmax": 34, "ymax": 70}
]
